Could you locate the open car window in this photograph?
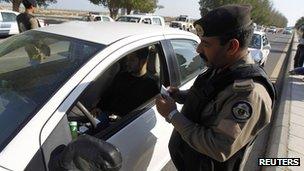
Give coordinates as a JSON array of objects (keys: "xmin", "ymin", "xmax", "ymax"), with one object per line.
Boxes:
[{"xmin": 67, "ymin": 43, "xmax": 167, "ymax": 138}]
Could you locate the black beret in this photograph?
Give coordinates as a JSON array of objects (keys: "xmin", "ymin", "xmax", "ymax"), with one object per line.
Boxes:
[
  {"xmin": 23, "ymin": 0, "xmax": 37, "ymax": 7},
  {"xmin": 194, "ymin": 4, "xmax": 252, "ymax": 37}
]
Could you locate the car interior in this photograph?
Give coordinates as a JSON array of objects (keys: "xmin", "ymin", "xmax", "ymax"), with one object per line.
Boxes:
[{"xmin": 67, "ymin": 44, "xmax": 167, "ymax": 138}]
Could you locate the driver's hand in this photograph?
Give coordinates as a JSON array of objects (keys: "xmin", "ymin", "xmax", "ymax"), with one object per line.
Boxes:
[{"xmin": 91, "ymin": 108, "xmax": 102, "ymax": 117}]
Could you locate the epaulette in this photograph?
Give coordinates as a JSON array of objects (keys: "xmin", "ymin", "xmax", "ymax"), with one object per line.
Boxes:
[{"xmin": 233, "ymin": 79, "xmax": 254, "ymax": 92}]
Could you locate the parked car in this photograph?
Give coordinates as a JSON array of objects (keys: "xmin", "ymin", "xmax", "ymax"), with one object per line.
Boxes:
[
  {"xmin": 116, "ymin": 14, "xmax": 165, "ymax": 27},
  {"xmin": 0, "ymin": 22, "xmax": 205, "ymax": 171},
  {"xmin": 0, "ymin": 10, "xmax": 19, "ymax": 36},
  {"xmin": 249, "ymin": 31, "xmax": 271, "ymax": 66},
  {"xmin": 170, "ymin": 15, "xmax": 194, "ymax": 31},
  {"xmin": 83, "ymin": 14, "xmax": 114, "ymax": 22},
  {"xmin": 267, "ymin": 26, "xmax": 277, "ymax": 34},
  {"xmin": 283, "ymin": 28, "xmax": 293, "ymax": 35}
]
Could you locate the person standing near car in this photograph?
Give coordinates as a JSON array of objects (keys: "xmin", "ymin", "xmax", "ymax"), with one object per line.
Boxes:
[
  {"xmin": 294, "ymin": 30, "xmax": 304, "ymax": 68},
  {"xmin": 16, "ymin": 0, "xmax": 40, "ymax": 33},
  {"xmin": 156, "ymin": 4, "xmax": 276, "ymax": 171}
]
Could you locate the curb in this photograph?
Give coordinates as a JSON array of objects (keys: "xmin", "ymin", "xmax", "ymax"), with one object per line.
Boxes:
[{"xmin": 264, "ymin": 33, "xmax": 296, "ymax": 170}]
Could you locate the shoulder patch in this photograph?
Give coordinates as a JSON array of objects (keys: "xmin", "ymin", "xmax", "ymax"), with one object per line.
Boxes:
[
  {"xmin": 233, "ymin": 79, "xmax": 254, "ymax": 92},
  {"xmin": 231, "ymin": 101, "xmax": 252, "ymax": 122}
]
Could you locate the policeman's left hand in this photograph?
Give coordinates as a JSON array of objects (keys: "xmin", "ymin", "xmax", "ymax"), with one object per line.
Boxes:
[{"xmin": 155, "ymin": 94, "xmax": 177, "ymax": 118}]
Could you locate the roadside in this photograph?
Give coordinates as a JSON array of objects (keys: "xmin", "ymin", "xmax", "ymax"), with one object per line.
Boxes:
[
  {"xmin": 264, "ymin": 32, "xmax": 304, "ymax": 171},
  {"xmin": 244, "ymin": 33, "xmax": 294, "ymax": 170}
]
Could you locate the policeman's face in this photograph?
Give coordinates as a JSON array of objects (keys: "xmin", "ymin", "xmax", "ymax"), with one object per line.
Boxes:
[{"xmin": 196, "ymin": 36, "xmax": 230, "ymax": 68}]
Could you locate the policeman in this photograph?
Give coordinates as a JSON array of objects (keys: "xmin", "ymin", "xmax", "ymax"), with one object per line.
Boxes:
[
  {"xmin": 156, "ymin": 4, "xmax": 276, "ymax": 171},
  {"xmin": 16, "ymin": 0, "xmax": 40, "ymax": 33}
]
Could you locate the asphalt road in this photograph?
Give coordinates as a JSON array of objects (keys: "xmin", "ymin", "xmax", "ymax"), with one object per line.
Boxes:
[{"xmin": 264, "ymin": 32, "xmax": 293, "ymax": 81}]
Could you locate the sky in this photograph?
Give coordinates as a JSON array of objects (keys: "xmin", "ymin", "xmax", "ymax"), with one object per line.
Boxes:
[{"xmin": 2, "ymin": 0, "xmax": 302, "ymax": 26}]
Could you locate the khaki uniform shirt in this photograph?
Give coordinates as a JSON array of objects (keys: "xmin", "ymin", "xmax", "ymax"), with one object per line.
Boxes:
[{"xmin": 171, "ymin": 55, "xmax": 272, "ymax": 162}]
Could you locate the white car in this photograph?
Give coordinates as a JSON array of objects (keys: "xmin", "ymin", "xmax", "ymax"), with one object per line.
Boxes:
[
  {"xmin": 249, "ymin": 31, "xmax": 271, "ymax": 66},
  {"xmin": 83, "ymin": 14, "xmax": 114, "ymax": 22},
  {"xmin": 0, "ymin": 10, "xmax": 19, "ymax": 36},
  {"xmin": 116, "ymin": 14, "xmax": 165, "ymax": 27},
  {"xmin": 0, "ymin": 22, "xmax": 205, "ymax": 171}
]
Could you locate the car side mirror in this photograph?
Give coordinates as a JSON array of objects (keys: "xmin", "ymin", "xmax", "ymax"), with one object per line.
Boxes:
[
  {"xmin": 49, "ymin": 135, "xmax": 122, "ymax": 171},
  {"xmin": 263, "ymin": 44, "xmax": 271, "ymax": 50}
]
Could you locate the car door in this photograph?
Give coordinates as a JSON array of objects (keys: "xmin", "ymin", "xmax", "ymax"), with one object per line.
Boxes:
[
  {"xmin": 37, "ymin": 35, "xmax": 178, "ymax": 171},
  {"xmin": 0, "ymin": 12, "xmax": 18, "ymax": 35},
  {"xmin": 167, "ymin": 39, "xmax": 205, "ymax": 111}
]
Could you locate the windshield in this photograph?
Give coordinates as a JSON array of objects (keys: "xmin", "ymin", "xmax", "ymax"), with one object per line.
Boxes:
[
  {"xmin": 116, "ymin": 16, "xmax": 141, "ymax": 23},
  {"xmin": 0, "ymin": 31, "xmax": 105, "ymax": 150},
  {"xmin": 249, "ymin": 33, "xmax": 262, "ymax": 49},
  {"xmin": 176, "ymin": 17, "xmax": 187, "ymax": 22}
]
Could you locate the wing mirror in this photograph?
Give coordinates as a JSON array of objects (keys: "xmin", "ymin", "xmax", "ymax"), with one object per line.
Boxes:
[
  {"xmin": 263, "ymin": 44, "xmax": 271, "ymax": 50},
  {"xmin": 49, "ymin": 135, "xmax": 122, "ymax": 171}
]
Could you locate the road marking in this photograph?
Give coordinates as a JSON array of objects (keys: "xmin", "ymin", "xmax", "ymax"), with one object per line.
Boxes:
[{"xmin": 270, "ymin": 36, "xmax": 293, "ymax": 82}]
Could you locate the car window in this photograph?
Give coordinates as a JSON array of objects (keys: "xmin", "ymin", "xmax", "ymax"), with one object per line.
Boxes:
[
  {"xmin": 102, "ymin": 16, "xmax": 110, "ymax": 22},
  {"xmin": 1, "ymin": 12, "xmax": 17, "ymax": 22},
  {"xmin": 249, "ymin": 33, "xmax": 262, "ymax": 49},
  {"xmin": 152, "ymin": 18, "xmax": 162, "ymax": 25},
  {"xmin": 170, "ymin": 39, "xmax": 204, "ymax": 84},
  {"xmin": 0, "ymin": 31, "xmax": 105, "ymax": 151},
  {"xmin": 142, "ymin": 18, "xmax": 152, "ymax": 24},
  {"xmin": 68, "ymin": 43, "xmax": 167, "ymax": 137},
  {"xmin": 94, "ymin": 16, "xmax": 101, "ymax": 21},
  {"xmin": 116, "ymin": 16, "xmax": 140, "ymax": 23},
  {"xmin": 262, "ymin": 36, "xmax": 268, "ymax": 46}
]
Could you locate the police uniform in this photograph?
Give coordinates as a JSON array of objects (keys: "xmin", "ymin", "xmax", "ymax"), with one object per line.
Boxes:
[
  {"xmin": 166, "ymin": 5, "xmax": 276, "ymax": 171},
  {"xmin": 16, "ymin": 0, "xmax": 40, "ymax": 33}
]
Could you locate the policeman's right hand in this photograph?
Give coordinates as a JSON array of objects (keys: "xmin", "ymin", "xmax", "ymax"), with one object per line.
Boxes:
[{"xmin": 166, "ymin": 86, "xmax": 180, "ymax": 101}]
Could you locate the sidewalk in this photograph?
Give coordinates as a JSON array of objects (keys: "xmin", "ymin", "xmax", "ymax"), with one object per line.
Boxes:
[{"xmin": 265, "ymin": 33, "xmax": 304, "ymax": 171}]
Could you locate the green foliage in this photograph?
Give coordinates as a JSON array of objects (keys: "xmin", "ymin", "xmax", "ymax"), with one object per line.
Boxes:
[
  {"xmin": 89, "ymin": 0, "xmax": 158, "ymax": 18},
  {"xmin": 295, "ymin": 17, "xmax": 304, "ymax": 29},
  {"xmin": 198, "ymin": 0, "xmax": 288, "ymax": 27}
]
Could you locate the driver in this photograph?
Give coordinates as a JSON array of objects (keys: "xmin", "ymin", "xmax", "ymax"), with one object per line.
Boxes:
[{"xmin": 92, "ymin": 47, "xmax": 159, "ymax": 121}]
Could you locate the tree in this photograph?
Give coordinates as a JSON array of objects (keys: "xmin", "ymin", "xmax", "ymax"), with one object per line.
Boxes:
[
  {"xmin": 122, "ymin": 0, "xmax": 158, "ymax": 15},
  {"xmin": 198, "ymin": 0, "xmax": 288, "ymax": 27},
  {"xmin": 89, "ymin": 0, "xmax": 123, "ymax": 19},
  {"xmin": 295, "ymin": 17, "xmax": 304, "ymax": 29},
  {"xmin": 0, "ymin": 0, "xmax": 57, "ymax": 12}
]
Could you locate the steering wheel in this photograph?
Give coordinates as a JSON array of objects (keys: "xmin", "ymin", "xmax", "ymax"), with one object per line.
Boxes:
[{"xmin": 75, "ymin": 101, "xmax": 98, "ymax": 129}]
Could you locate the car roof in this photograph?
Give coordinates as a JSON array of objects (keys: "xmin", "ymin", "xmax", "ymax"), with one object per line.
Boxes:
[
  {"xmin": 253, "ymin": 30, "xmax": 265, "ymax": 35},
  {"xmin": 36, "ymin": 21, "xmax": 193, "ymax": 45},
  {"xmin": 0, "ymin": 10, "xmax": 19, "ymax": 15}
]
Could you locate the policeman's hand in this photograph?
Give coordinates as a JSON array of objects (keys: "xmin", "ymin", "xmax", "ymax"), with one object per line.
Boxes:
[
  {"xmin": 155, "ymin": 94, "xmax": 177, "ymax": 118},
  {"xmin": 166, "ymin": 86, "xmax": 180, "ymax": 101}
]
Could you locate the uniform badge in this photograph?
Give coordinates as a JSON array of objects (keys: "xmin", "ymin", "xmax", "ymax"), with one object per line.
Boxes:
[
  {"xmin": 231, "ymin": 101, "xmax": 252, "ymax": 122},
  {"xmin": 195, "ymin": 24, "xmax": 204, "ymax": 37}
]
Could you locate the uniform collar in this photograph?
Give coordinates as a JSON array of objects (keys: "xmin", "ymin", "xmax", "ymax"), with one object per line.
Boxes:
[{"xmin": 228, "ymin": 52, "xmax": 255, "ymax": 71}]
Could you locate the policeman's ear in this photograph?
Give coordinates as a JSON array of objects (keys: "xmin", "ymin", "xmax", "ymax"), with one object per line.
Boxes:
[{"xmin": 227, "ymin": 38, "xmax": 240, "ymax": 55}]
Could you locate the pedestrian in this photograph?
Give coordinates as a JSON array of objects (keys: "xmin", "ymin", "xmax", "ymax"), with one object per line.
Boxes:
[
  {"xmin": 294, "ymin": 29, "xmax": 304, "ymax": 68},
  {"xmin": 16, "ymin": 0, "xmax": 40, "ymax": 33},
  {"xmin": 155, "ymin": 4, "xmax": 276, "ymax": 171}
]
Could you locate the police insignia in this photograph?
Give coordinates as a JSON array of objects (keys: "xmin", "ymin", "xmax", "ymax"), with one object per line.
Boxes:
[
  {"xmin": 232, "ymin": 101, "xmax": 252, "ymax": 122},
  {"xmin": 195, "ymin": 24, "xmax": 204, "ymax": 37}
]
